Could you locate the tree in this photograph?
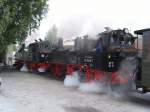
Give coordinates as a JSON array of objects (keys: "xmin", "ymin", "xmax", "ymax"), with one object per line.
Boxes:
[
  {"xmin": 0, "ymin": 0, "xmax": 48, "ymax": 62},
  {"xmin": 45, "ymin": 25, "xmax": 58, "ymax": 45}
]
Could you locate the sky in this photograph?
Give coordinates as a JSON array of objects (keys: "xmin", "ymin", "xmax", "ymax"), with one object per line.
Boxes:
[{"xmin": 26, "ymin": 0, "xmax": 150, "ymax": 43}]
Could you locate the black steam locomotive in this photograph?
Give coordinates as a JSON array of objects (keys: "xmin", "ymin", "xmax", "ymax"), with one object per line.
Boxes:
[{"xmin": 15, "ymin": 28, "xmax": 140, "ymax": 91}]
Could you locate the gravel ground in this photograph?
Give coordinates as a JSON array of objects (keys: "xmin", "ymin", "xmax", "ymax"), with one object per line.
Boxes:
[{"xmin": 0, "ymin": 72, "xmax": 150, "ymax": 112}]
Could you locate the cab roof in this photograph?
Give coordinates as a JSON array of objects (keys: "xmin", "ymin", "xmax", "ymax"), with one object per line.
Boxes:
[{"xmin": 134, "ymin": 28, "xmax": 150, "ymax": 35}]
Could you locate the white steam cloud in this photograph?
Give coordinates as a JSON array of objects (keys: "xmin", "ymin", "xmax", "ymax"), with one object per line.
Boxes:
[{"xmin": 64, "ymin": 58, "xmax": 139, "ymax": 97}]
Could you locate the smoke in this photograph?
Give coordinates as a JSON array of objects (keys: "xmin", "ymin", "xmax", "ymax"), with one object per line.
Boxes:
[
  {"xmin": 20, "ymin": 64, "xmax": 28, "ymax": 72},
  {"xmin": 78, "ymin": 81, "xmax": 104, "ymax": 93},
  {"xmin": 58, "ymin": 16, "xmax": 106, "ymax": 39},
  {"xmin": 105, "ymin": 57, "xmax": 138, "ymax": 97},
  {"xmin": 63, "ymin": 57, "xmax": 139, "ymax": 97},
  {"xmin": 64, "ymin": 71, "xmax": 81, "ymax": 87},
  {"xmin": 63, "ymin": 71, "xmax": 105, "ymax": 93},
  {"xmin": 116, "ymin": 58, "xmax": 138, "ymax": 91}
]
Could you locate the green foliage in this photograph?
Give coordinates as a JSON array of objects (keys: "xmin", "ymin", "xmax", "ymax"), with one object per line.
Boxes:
[{"xmin": 0, "ymin": 0, "xmax": 48, "ymax": 57}]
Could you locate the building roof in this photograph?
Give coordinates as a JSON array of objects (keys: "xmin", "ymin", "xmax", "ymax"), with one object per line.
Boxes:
[{"xmin": 134, "ymin": 28, "xmax": 150, "ymax": 35}]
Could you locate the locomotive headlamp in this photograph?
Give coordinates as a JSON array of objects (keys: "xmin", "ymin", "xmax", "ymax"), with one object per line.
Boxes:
[
  {"xmin": 108, "ymin": 55, "xmax": 111, "ymax": 59},
  {"xmin": 41, "ymin": 54, "xmax": 45, "ymax": 57},
  {"xmin": 123, "ymin": 28, "xmax": 129, "ymax": 33}
]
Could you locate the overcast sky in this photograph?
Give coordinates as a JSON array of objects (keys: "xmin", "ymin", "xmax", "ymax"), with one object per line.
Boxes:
[{"xmin": 27, "ymin": 0, "xmax": 150, "ymax": 42}]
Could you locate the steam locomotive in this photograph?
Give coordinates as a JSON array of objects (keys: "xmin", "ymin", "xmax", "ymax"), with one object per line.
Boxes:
[{"xmin": 15, "ymin": 28, "xmax": 144, "ymax": 92}]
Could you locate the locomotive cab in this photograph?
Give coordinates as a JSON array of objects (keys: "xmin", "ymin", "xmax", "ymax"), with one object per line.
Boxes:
[{"xmin": 134, "ymin": 29, "xmax": 150, "ymax": 92}]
